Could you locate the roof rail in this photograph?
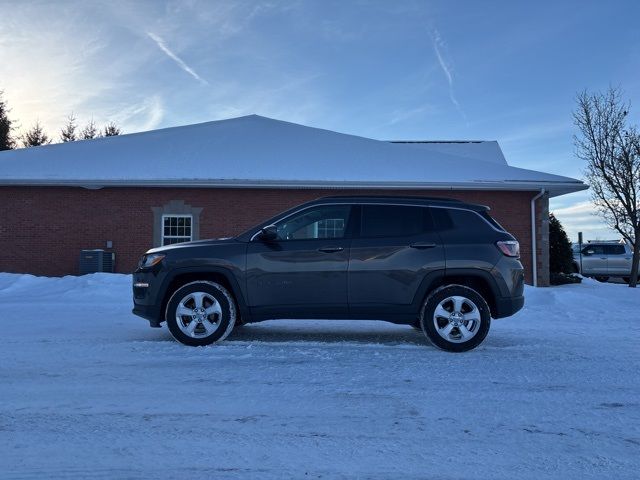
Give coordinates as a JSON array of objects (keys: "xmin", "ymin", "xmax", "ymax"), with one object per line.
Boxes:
[{"xmin": 320, "ymin": 195, "xmax": 463, "ymax": 203}]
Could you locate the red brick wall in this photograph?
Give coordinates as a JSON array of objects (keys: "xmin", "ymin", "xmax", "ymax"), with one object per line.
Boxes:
[{"xmin": 0, "ymin": 187, "xmax": 543, "ymax": 283}]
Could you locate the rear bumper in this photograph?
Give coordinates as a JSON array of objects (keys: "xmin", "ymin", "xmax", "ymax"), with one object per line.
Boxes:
[{"xmin": 493, "ymin": 295, "xmax": 524, "ymax": 319}]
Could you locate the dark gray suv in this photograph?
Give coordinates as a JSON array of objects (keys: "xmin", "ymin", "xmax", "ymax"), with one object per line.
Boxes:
[{"xmin": 133, "ymin": 196, "xmax": 525, "ymax": 352}]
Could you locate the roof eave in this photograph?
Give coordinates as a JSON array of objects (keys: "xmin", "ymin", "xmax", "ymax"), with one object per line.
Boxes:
[{"xmin": 0, "ymin": 179, "xmax": 588, "ymax": 196}]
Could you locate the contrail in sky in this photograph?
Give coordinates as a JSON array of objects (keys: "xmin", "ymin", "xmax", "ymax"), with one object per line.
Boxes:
[{"xmin": 147, "ymin": 32, "xmax": 209, "ymax": 86}]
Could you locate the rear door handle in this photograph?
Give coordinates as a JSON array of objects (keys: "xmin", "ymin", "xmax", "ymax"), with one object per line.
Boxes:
[
  {"xmin": 410, "ymin": 242, "xmax": 437, "ymax": 249},
  {"xmin": 318, "ymin": 246, "xmax": 344, "ymax": 253}
]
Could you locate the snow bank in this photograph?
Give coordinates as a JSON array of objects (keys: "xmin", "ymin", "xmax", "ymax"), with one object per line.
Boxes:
[{"xmin": 1, "ymin": 273, "xmax": 638, "ymax": 479}]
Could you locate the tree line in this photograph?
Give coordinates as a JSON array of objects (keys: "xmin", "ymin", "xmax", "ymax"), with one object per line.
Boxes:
[{"xmin": 0, "ymin": 91, "xmax": 122, "ymax": 150}]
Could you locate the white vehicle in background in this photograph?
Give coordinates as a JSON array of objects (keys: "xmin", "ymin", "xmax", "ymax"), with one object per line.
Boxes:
[{"xmin": 572, "ymin": 240, "xmax": 636, "ymax": 283}]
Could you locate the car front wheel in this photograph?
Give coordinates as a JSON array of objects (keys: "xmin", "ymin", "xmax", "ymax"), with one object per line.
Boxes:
[
  {"xmin": 420, "ymin": 285, "xmax": 491, "ymax": 352},
  {"xmin": 165, "ymin": 281, "xmax": 237, "ymax": 346}
]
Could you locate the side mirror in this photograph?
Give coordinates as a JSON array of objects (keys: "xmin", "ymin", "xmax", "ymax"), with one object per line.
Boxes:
[{"xmin": 257, "ymin": 224, "xmax": 278, "ymax": 242}]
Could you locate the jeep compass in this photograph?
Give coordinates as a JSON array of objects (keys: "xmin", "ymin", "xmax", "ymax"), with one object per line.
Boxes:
[{"xmin": 132, "ymin": 196, "xmax": 525, "ymax": 352}]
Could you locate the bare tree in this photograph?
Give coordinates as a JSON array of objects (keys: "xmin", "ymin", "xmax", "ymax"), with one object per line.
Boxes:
[
  {"xmin": 21, "ymin": 120, "xmax": 51, "ymax": 147},
  {"xmin": 103, "ymin": 121, "xmax": 122, "ymax": 137},
  {"xmin": 60, "ymin": 113, "xmax": 78, "ymax": 142},
  {"xmin": 574, "ymin": 87, "xmax": 640, "ymax": 287}
]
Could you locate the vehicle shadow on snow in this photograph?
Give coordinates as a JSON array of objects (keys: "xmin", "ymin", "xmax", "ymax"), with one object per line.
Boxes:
[
  {"xmin": 133, "ymin": 321, "xmax": 532, "ymax": 349},
  {"xmin": 226, "ymin": 326, "xmax": 533, "ymax": 350},
  {"xmin": 136, "ymin": 322, "xmax": 430, "ymax": 347},
  {"xmin": 227, "ymin": 323, "xmax": 429, "ymax": 346}
]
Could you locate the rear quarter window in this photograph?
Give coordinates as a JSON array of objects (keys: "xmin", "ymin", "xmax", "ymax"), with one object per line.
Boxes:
[
  {"xmin": 480, "ymin": 211, "xmax": 506, "ymax": 232},
  {"xmin": 432, "ymin": 208, "xmax": 495, "ymax": 233}
]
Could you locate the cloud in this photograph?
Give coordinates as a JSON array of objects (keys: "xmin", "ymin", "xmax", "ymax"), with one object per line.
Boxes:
[
  {"xmin": 430, "ymin": 28, "xmax": 466, "ymax": 121},
  {"xmin": 500, "ymin": 120, "xmax": 572, "ymax": 145},
  {"xmin": 551, "ymin": 200, "xmax": 618, "ymax": 241},
  {"xmin": 146, "ymin": 32, "xmax": 209, "ymax": 86},
  {"xmin": 113, "ymin": 95, "xmax": 165, "ymax": 132},
  {"xmin": 388, "ymin": 105, "xmax": 432, "ymax": 126}
]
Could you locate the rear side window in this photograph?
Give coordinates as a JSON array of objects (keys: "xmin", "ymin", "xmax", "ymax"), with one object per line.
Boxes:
[
  {"xmin": 430, "ymin": 208, "xmax": 455, "ymax": 231},
  {"xmin": 360, "ymin": 205, "xmax": 431, "ymax": 237},
  {"xmin": 604, "ymin": 245, "xmax": 626, "ymax": 255}
]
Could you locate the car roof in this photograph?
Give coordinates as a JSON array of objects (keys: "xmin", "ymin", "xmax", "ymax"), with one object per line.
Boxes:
[
  {"xmin": 309, "ymin": 195, "xmax": 489, "ymax": 211},
  {"xmin": 582, "ymin": 240, "xmax": 627, "ymax": 246}
]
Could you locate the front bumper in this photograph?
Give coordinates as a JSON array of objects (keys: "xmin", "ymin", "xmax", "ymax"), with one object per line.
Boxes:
[
  {"xmin": 132, "ymin": 270, "xmax": 166, "ymax": 327},
  {"xmin": 132, "ymin": 303, "xmax": 163, "ymax": 327}
]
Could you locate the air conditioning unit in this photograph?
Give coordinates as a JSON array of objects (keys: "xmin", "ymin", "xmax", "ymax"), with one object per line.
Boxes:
[{"xmin": 79, "ymin": 249, "xmax": 115, "ymax": 275}]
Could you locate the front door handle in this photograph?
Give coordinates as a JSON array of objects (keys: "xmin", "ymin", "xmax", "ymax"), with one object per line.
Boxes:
[
  {"xmin": 410, "ymin": 242, "xmax": 437, "ymax": 249},
  {"xmin": 318, "ymin": 246, "xmax": 344, "ymax": 253},
  {"xmin": 600, "ymin": 257, "xmax": 607, "ymax": 260}
]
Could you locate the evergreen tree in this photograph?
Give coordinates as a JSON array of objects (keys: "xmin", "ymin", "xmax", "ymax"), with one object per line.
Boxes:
[
  {"xmin": 103, "ymin": 122, "xmax": 122, "ymax": 136},
  {"xmin": 0, "ymin": 90, "xmax": 15, "ymax": 151},
  {"xmin": 80, "ymin": 119, "xmax": 99, "ymax": 139},
  {"xmin": 21, "ymin": 121, "xmax": 50, "ymax": 147},
  {"xmin": 549, "ymin": 213, "xmax": 574, "ymax": 274},
  {"xmin": 60, "ymin": 114, "xmax": 78, "ymax": 142}
]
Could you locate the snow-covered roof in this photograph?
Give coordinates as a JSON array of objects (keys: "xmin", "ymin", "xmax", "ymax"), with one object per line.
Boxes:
[
  {"xmin": 390, "ymin": 140, "xmax": 508, "ymax": 165},
  {"xmin": 0, "ymin": 114, "xmax": 586, "ymax": 197}
]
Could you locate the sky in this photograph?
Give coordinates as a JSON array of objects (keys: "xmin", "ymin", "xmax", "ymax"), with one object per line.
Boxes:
[{"xmin": 1, "ymin": 0, "xmax": 639, "ymax": 241}]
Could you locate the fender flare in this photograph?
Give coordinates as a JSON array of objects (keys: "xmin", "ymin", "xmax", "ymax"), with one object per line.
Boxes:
[{"xmin": 158, "ymin": 265, "xmax": 250, "ymax": 323}]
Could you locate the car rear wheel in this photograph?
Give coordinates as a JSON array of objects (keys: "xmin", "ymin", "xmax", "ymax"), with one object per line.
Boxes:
[
  {"xmin": 420, "ymin": 285, "xmax": 491, "ymax": 352},
  {"xmin": 165, "ymin": 281, "xmax": 237, "ymax": 346},
  {"xmin": 594, "ymin": 276, "xmax": 609, "ymax": 282}
]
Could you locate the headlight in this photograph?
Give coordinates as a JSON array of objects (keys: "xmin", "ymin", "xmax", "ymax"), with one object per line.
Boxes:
[{"xmin": 139, "ymin": 253, "xmax": 165, "ymax": 269}]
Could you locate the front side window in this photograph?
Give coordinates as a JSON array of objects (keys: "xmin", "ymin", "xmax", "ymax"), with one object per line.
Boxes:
[
  {"xmin": 162, "ymin": 215, "xmax": 193, "ymax": 245},
  {"xmin": 583, "ymin": 245, "xmax": 604, "ymax": 255},
  {"xmin": 275, "ymin": 205, "xmax": 351, "ymax": 240},
  {"xmin": 360, "ymin": 205, "xmax": 429, "ymax": 237}
]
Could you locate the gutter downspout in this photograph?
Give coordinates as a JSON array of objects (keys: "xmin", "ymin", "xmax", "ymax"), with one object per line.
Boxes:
[{"xmin": 530, "ymin": 189, "xmax": 546, "ymax": 287}]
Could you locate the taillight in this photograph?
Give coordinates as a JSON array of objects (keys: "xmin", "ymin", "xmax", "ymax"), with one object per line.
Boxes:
[{"xmin": 497, "ymin": 240, "xmax": 520, "ymax": 257}]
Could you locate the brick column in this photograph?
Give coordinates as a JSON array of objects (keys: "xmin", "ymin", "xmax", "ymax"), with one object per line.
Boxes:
[{"xmin": 535, "ymin": 192, "xmax": 550, "ymax": 287}]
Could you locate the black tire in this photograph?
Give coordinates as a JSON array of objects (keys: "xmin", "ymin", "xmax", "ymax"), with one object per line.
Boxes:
[
  {"xmin": 623, "ymin": 277, "xmax": 631, "ymax": 284},
  {"xmin": 165, "ymin": 281, "xmax": 237, "ymax": 346},
  {"xmin": 420, "ymin": 285, "xmax": 491, "ymax": 352},
  {"xmin": 594, "ymin": 276, "xmax": 609, "ymax": 283}
]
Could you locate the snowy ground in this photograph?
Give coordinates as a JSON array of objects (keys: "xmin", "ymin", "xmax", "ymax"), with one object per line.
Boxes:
[{"xmin": 1, "ymin": 274, "xmax": 639, "ymax": 479}]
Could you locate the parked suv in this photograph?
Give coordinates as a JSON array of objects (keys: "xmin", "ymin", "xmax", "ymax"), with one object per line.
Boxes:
[
  {"xmin": 572, "ymin": 240, "xmax": 635, "ymax": 283},
  {"xmin": 132, "ymin": 196, "xmax": 525, "ymax": 352}
]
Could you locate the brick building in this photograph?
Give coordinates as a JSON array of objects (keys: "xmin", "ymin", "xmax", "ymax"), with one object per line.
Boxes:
[{"xmin": 0, "ymin": 115, "xmax": 586, "ymax": 285}]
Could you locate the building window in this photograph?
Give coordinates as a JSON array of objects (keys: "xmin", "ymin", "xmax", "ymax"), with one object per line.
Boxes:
[
  {"xmin": 152, "ymin": 200, "xmax": 202, "ymax": 248},
  {"xmin": 275, "ymin": 205, "xmax": 351, "ymax": 240},
  {"xmin": 317, "ymin": 218, "xmax": 345, "ymax": 238},
  {"xmin": 162, "ymin": 214, "xmax": 192, "ymax": 245}
]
